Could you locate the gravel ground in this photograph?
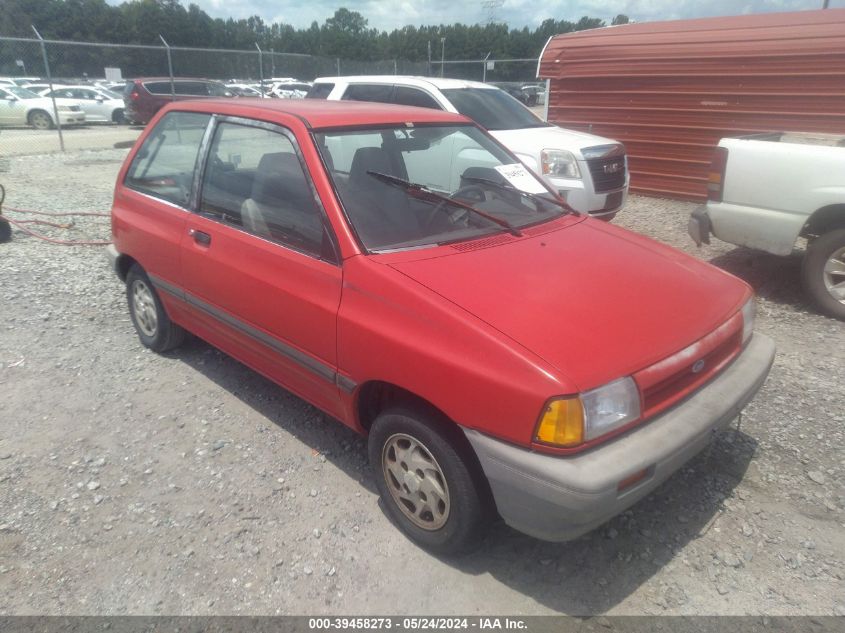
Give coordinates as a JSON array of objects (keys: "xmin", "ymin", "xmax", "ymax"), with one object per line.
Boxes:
[{"xmin": 0, "ymin": 149, "xmax": 843, "ymax": 616}]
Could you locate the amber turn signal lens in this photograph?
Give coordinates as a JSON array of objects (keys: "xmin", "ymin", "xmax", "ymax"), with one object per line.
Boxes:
[{"xmin": 535, "ymin": 397, "xmax": 584, "ymax": 447}]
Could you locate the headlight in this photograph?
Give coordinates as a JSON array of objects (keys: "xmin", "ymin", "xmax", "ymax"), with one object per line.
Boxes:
[
  {"xmin": 741, "ymin": 296, "xmax": 755, "ymax": 344},
  {"xmin": 534, "ymin": 376, "xmax": 641, "ymax": 448},
  {"xmin": 541, "ymin": 149, "xmax": 581, "ymax": 179}
]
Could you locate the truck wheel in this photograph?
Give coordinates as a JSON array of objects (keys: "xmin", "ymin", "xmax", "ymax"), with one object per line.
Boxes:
[
  {"xmin": 368, "ymin": 406, "xmax": 490, "ymax": 555},
  {"xmin": 802, "ymin": 229, "xmax": 845, "ymax": 320},
  {"xmin": 126, "ymin": 264, "xmax": 185, "ymax": 352}
]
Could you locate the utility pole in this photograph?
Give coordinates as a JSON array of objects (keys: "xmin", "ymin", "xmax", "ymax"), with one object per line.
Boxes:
[{"xmin": 440, "ymin": 37, "xmax": 446, "ymax": 78}]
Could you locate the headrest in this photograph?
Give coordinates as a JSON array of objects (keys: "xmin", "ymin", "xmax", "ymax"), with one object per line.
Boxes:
[{"xmin": 349, "ymin": 147, "xmax": 392, "ymax": 184}]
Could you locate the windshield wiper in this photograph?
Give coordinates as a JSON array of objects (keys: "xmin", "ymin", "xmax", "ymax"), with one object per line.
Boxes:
[
  {"xmin": 459, "ymin": 175, "xmax": 578, "ymax": 215},
  {"xmin": 366, "ymin": 170, "xmax": 523, "ymax": 237}
]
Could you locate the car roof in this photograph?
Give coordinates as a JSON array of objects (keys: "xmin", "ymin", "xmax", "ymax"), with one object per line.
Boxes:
[
  {"xmin": 164, "ymin": 98, "xmax": 471, "ymax": 129},
  {"xmin": 311, "ymin": 75, "xmax": 498, "ymax": 91}
]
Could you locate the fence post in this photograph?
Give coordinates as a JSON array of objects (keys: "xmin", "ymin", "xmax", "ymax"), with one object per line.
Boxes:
[
  {"xmin": 336, "ymin": 58, "xmax": 341, "ymax": 76},
  {"xmin": 159, "ymin": 35, "xmax": 175, "ymax": 101},
  {"xmin": 31, "ymin": 26, "xmax": 64, "ymax": 152},
  {"xmin": 255, "ymin": 43, "xmax": 264, "ymax": 94},
  {"xmin": 482, "ymin": 52, "xmax": 491, "ymax": 83},
  {"xmin": 427, "ymin": 41, "xmax": 432, "ymax": 76},
  {"xmin": 393, "ymin": 59, "xmax": 398, "ymax": 75}
]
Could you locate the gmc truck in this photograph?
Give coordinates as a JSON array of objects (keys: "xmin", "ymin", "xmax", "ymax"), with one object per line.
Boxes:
[
  {"xmin": 306, "ymin": 76, "xmax": 629, "ymax": 219},
  {"xmin": 689, "ymin": 132, "xmax": 845, "ymax": 320}
]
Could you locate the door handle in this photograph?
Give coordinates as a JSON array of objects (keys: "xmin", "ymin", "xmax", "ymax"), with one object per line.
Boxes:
[{"xmin": 189, "ymin": 228, "xmax": 211, "ymax": 246}]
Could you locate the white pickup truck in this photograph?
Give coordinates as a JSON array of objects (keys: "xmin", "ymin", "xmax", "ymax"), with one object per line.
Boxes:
[
  {"xmin": 689, "ymin": 132, "xmax": 845, "ymax": 320},
  {"xmin": 306, "ymin": 76, "xmax": 629, "ymax": 219}
]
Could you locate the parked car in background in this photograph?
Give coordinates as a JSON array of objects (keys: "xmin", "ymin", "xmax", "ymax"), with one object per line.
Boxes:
[
  {"xmin": 108, "ymin": 98, "xmax": 773, "ymax": 554},
  {"xmin": 226, "ymin": 83, "xmax": 265, "ymax": 98},
  {"xmin": 690, "ymin": 132, "xmax": 845, "ymax": 320},
  {"xmin": 39, "ymin": 85, "xmax": 126, "ymax": 123},
  {"xmin": 269, "ymin": 81, "xmax": 311, "ymax": 99},
  {"xmin": 307, "ymin": 76, "xmax": 629, "ymax": 218},
  {"xmin": 0, "ymin": 77, "xmax": 42, "ymax": 87},
  {"xmin": 491, "ymin": 82, "xmax": 537, "ymax": 106},
  {"xmin": 0, "ymin": 85, "xmax": 85, "ymax": 129},
  {"xmin": 122, "ymin": 78, "xmax": 232, "ymax": 124}
]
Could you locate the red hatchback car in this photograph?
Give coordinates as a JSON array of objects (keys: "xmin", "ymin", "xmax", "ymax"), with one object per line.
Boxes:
[{"xmin": 108, "ymin": 99, "xmax": 775, "ymax": 554}]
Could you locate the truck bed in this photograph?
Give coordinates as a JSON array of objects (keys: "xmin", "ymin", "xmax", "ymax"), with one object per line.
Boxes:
[{"xmin": 741, "ymin": 131, "xmax": 845, "ymax": 147}]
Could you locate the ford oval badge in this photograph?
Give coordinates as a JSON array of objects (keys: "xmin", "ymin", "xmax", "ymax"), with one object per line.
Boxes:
[{"xmin": 691, "ymin": 359, "xmax": 706, "ymax": 374}]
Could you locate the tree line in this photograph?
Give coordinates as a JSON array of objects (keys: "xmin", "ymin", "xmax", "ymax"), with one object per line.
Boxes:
[{"xmin": 0, "ymin": 0, "xmax": 629, "ymax": 80}]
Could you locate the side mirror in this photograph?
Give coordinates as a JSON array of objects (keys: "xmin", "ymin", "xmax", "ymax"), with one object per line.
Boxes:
[
  {"xmin": 5, "ymin": 96, "xmax": 17, "ymax": 102},
  {"xmin": 96, "ymin": 96, "xmax": 104, "ymax": 102}
]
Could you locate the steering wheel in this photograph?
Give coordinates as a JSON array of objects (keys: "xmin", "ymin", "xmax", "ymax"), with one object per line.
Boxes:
[{"xmin": 423, "ymin": 185, "xmax": 487, "ymax": 231}]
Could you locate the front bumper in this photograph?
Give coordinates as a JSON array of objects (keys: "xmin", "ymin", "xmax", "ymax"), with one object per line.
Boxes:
[
  {"xmin": 462, "ymin": 333, "xmax": 775, "ymax": 542},
  {"xmin": 57, "ymin": 112, "xmax": 86, "ymax": 125}
]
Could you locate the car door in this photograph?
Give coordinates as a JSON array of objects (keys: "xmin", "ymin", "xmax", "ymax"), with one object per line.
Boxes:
[
  {"xmin": 75, "ymin": 88, "xmax": 107, "ymax": 121},
  {"xmin": 0, "ymin": 87, "xmax": 16, "ymax": 124},
  {"xmin": 117, "ymin": 110, "xmax": 212, "ymax": 317},
  {"xmin": 180, "ymin": 115, "xmax": 344, "ymax": 417},
  {"xmin": 0, "ymin": 87, "xmax": 29, "ymax": 125}
]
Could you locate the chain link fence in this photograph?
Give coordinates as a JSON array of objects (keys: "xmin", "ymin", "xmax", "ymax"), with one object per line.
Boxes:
[{"xmin": 1, "ymin": 33, "xmax": 537, "ymax": 157}]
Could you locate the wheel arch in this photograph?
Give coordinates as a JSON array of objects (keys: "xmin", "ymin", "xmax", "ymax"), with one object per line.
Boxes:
[
  {"xmin": 801, "ymin": 204, "xmax": 845, "ymax": 239},
  {"xmin": 114, "ymin": 253, "xmax": 139, "ymax": 282},
  {"xmin": 355, "ymin": 379, "xmax": 498, "ymax": 511},
  {"xmin": 27, "ymin": 107, "xmax": 55, "ymax": 124}
]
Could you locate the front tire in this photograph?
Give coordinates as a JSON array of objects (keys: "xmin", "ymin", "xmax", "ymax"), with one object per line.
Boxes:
[
  {"xmin": 368, "ymin": 406, "xmax": 490, "ymax": 555},
  {"xmin": 802, "ymin": 229, "xmax": 845, "ymax": 320},
  {"xmin": 112, "ymin": 108, "xmax": 126, "ymax": 124},
  {"xmin": 126, "ymin": 265, "xmax": 185, "ymax": 352},
  {"xmin": 28, "ymin": 110, "xmax": 54, "ymax": 130}
]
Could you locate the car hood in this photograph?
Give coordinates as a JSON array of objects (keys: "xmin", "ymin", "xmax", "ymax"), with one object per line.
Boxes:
[
  {"xmin": 491, "ymin": 125, "xmax": 621, "ymax": 161},
  {"xmin": 387, "ymin": 219, "xmax": 748, "ymax": 391}
]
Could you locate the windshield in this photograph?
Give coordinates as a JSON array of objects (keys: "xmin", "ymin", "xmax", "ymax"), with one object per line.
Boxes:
[
  {"xmin": 441, "ymin": 87, "xmax": 550, "ymax": 131},
  {"xmin": 315, "ymin": 124, "xmax": 566, "ymax": 252},
  {"xmin": 4, "ymin": 86, "xmax": 40, "ymax": 99}
]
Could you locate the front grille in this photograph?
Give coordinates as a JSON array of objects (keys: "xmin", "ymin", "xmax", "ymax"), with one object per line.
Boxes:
[
  {"xmin": 586, "ymin": 156, "xmax": 627, "ymax": 193},
  {"xmin": 635, "ymin": 313, "xmax": 743, "ymax": 420}
]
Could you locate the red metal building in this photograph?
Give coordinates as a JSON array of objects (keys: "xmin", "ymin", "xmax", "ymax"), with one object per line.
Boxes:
[{"xmin": 538, "ymin": 9, "xmax": 845, "ymax": 200}]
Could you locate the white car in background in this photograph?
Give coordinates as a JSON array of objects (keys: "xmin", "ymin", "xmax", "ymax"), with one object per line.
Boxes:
[
  {"xmin": 226, "ymin": 83, "xmax": 265, "ymax": 98},
  {"xmin": 0, "ymin": 85, "xmax": 85, "ymax": 129},
  {"xmin": 270, "ymin": 81, "xmax": 311, "ymax": 99},
  {"xmin": 39, "ymin": 85, "xmax": 126, "ymax": 124},
  {"xmin": 307, "ymin": 75, "xmax": 628, "ymax": 218}
]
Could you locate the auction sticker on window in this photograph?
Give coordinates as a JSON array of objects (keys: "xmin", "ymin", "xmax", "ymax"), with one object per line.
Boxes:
[{"xmin": 494, "ymin": 163, "xmax": 547, "ymax": 194}]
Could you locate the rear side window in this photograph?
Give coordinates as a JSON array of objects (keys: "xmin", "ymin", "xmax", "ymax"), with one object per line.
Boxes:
[
  {"xmin": 173, "ymin": 81, "xmax": 209, "ymax": 96},
  {"xmin": 393, "ymin": 86, "xmax": 441, "ymax": 110},
  {"xmin": 124, "ymin": 111, "xmax": 211, "ymax": 206},
  {"xmin": 342, "ymin": 84, "xmax": 393, "ymax": 103},
  {"xmin": 143, "ymin": 81, "xmax": 172, "ymax": 95},
  {"xmin": 199, "ymin": 122, "xmax": 326, "ymax": 258}
]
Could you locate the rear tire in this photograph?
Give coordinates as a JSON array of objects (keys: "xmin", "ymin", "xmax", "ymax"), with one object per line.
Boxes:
[
  {"xmin": 28, "ymin": 110, "xmax": 54, "ymax": 130},
  {"xmin": 802, "ymin": 229, "xmax": 845, "ymax": 320},
  {"xmin": 368, "ymin": 406, "xmax": 490, "ymax": 556},
  {"xmin": 112, "ymin": 108, "xmax": 126, "ymax": 124},
  {"xmin": 126, "ymin": 264, "xmax": 185, "ymax": 352}
]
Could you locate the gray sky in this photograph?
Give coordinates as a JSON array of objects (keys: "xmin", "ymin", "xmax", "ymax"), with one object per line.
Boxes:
[{"xmin": 185, "ymin": 0, "xmax": 843, "ymax": 30}]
